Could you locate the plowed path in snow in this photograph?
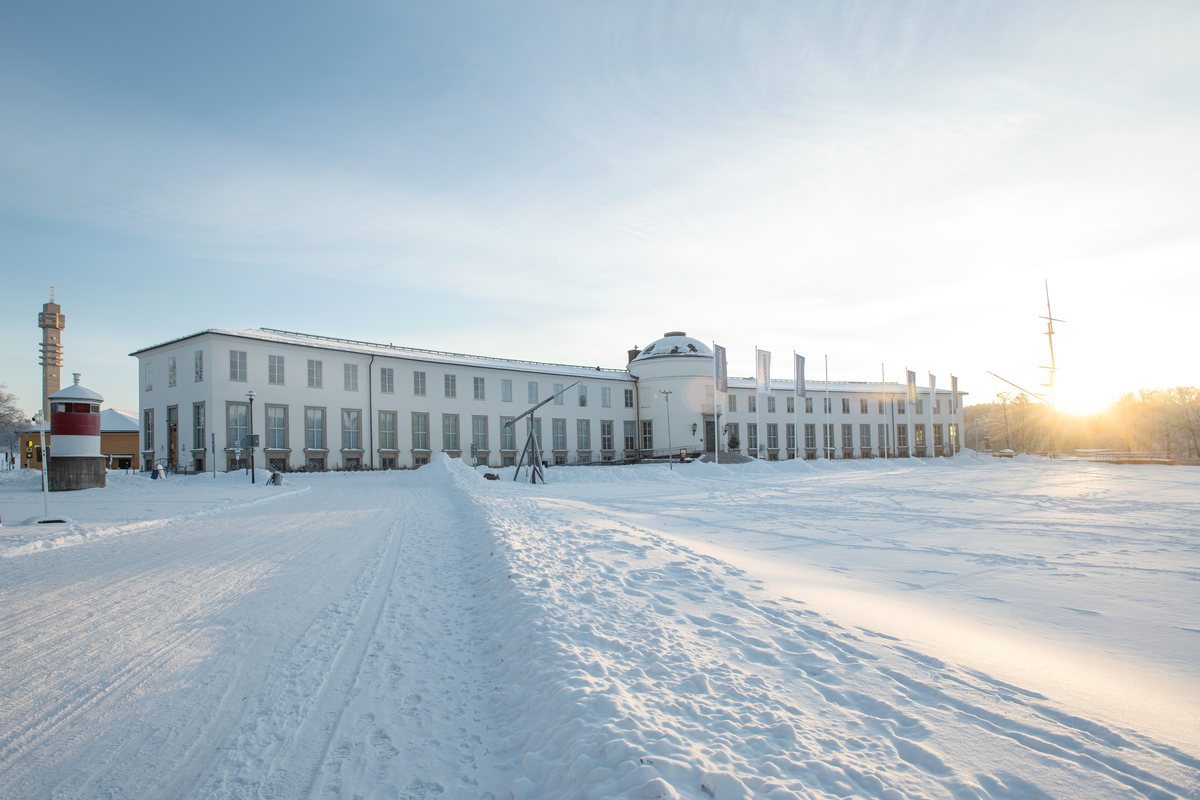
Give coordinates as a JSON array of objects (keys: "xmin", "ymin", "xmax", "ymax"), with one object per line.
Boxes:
[{"xmin": 0, "ymin": 477, "xmax": 502, "ymax": 800}]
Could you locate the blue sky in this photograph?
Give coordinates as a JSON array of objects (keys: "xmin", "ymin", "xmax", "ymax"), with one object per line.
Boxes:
[{"xmin": 2, "ymin": 0, "xmax": 1197, "ymax": 417}]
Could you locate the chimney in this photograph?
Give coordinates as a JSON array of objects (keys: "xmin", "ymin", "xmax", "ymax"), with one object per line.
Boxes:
[{"xmin": 627, "ymin": 346, "xmax": 641, "ymax": 363}]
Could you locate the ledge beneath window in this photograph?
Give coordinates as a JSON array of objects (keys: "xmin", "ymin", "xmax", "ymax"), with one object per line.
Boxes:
[{"xmin": 340, "ymin": 448, "xmax": 365, "ymax": 454}]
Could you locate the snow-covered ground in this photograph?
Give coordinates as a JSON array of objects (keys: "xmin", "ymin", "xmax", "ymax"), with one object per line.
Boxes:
[{"xmin": 0, "ymin": 457, "xmax": 1196, "ymax": 799}]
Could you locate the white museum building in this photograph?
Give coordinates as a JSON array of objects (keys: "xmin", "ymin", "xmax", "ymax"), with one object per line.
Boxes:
[{"xmin": 131, "ymin": 329, "xmax": 964, "ymax": 471}]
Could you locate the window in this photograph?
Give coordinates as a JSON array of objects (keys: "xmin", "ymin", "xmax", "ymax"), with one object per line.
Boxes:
[
  {"xmin": 413, "ymin": 371, "xmax": 426, "ymax": 396},
  {"xmin": 305, "ymin": 408, "xmax": 326, "ymax": 450},
  {"xmin": 824, "ymin": 424, "xmax": 834, "ymax": 449},
  {"xmin": 412, "ymin": 413, "xmax": 429, "ymax": 450},
  {"xmin": 228, "ymin": 403, "xmax": 248, "ymax": 449},
  {"xmin": 641, "ymin": 420, "xmax": 653, "ymax": 450},
  {"xmin": 578, "ymin": 385, "xmax": 588, "ymax": 407},
  {"xmin": 805, "ymin": 397, "xmax": 813, "ymax": 413},
  {"xmin": 474, "ymin": 377, "xmax": 485, "ymax": 400},
  {"xmin": 230, "ymin": 350, "xmax": 247, "ymax": 382},
  {"xmin": 860, "ymin": 399, "xmax": 868, "ymax": 414},
  {"xmin": 380, "ymin": 411, "xmax": 397, "ymax": 450},
  {"xmin": 342, "ymin": 410, "xmax": 361, "ymax": 450},
  {"xmin": 345, "ymin": 364, "xmax": 359, "ymax": 392},
  {"xmin": 501, "ymin": 417, "xmax": 516, "ymax": 450},
  {"xmin": 748, "ymin": 394, "xmax": 756, "ymax": 413},
  {"xmin": 193, "ymin": 403, "xmax": 205, "ymax": 450},
  {"xmin": 842, "ymin": 398, "xmax": 850, "ymax": 414},
  {"xmin": 804, "ymin": 424, "xmax": 816, "ymax": 449},
  {"xmin": 767, "ymin": 396, "xmax": 776, "ymax": 413},
  {"xmin": 601, "ymin": 420, "xmax": 614, "ymax": 450},
  {"xmin": 144, "ymin": 362, "xmax": 153, "ymax": 392},
  {"xmin": 842, "ymin": 424, "xmax": 853, "ymax": 448},
  {"xmin": 949, "ymin": 423, "xmax": 958, "ymax": 445},
  {"xmin": 577, "ymin": 420, "xmax": 590, "ymax": 450},
  {"xmin": 879, "ymin": 400, "xmax": 885, "ymax": 415},
  {"xmin": 860, "ymin": 424, "xmax": 872, "ymax": 448},
  {"xmin": 601, "ymin": 387, "xmax": 611, "ymax": 408},
  {"xmin": 473, "ymin": 416, "xmax": 488, "ymax": 451},
  {"xmin": 916, "ymin": 399, "xmax": 924, "ymax": 415},
  {"xmin": 747, "ymin": 423, "xmax": 758, "ymax": 451},
  {"xmin": 194, "ymin": 350, "xmax": 204, "ymax": 382},
  {"xmin": 824, "ymin": 397, "xmax": 832, "ymax": 414},
  {"xmin": 528, "ymin": 417, "xmax": 543, "ymax": 450},
  {"xmin": 502, "ymin": 379, "xmax": 513, "ymax": 403},
  {"xmin": 144, "ymin": 409, "xmax": 154, "ymax": 451},
  {"xmin": 168, "ymin": 356, "xmax": 177, "ymax": 388},
  {"xmin": 934, "ymin": 424, "xmax": 944, "ymax": 447},
  {"xmin": 728, "ymin": 394, "xmax": 737, "ymax": 413},
  {"xmin": 553, "ymin": 419, "xmax": 567, "ymax": 450},
  {"xmin": 787, "ymin": 423, "xmax": 796, "ymax": 450},
  {"xmin": 443, "ymin": 374, "xmax": 456, "ymax": 398},
  {"xmin": 267, "ymin": 406, "xmax": 287, "ymax": 449},
  {"xmin": 897, "ymin": 399, "xmax": 906, "ymax": 415},
  {"xmin": 381, "ymin": 368, "xmax": 394, "ymax": 394},
  {"xmin": 897, "ymin": 425, "xmax": 908, "ymax": 447},
  {"xmin": 624, "ymin": 420, "xmax": 637, "ymax": 451},
  {"xmin": 308, "ymin": 360, "xmax": 323, "ymax": 388},
  {"xmin": 269, "ymin": 355, "xmax": 285, "ymax": 385},
  {"xmin": 442, "ymin": 414, "xmax": 459, "ymax": 451},
  {"xmin": 915, "ymin": 424, "xmax": 926, "ymax": 447},
  {"xmin": 553, "ymin": 383, "xmax": 564, "ymax": 405},
  {"xmin": 934, "ymin": 399, "xmax": 942, "ymax": 414},
  {"xmin": 786, "ymin": 397, "xmax": 794, "ymax": 414},
  {"xmin": 624, "ymin": 389, "xmax": 634, "ymax": 408},
  {"xmin": 879, "ymin": 424, "xmax": 887, "ymax": 451},
  {"xmin": 767, "ymin": 424, "xmax": 778, "ymax": 449},
  {"xmin": 528, "ymin": 382, "xmax": 539, "ymax": 404}
]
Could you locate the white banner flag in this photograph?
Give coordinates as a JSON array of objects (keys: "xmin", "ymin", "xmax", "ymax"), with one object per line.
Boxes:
[
  {"xmin": 929, "ymin": 373, "xmax": 936, "ymax": 402},
  {"xmin": 757, "ymin": 349, "xmax": 771, "ymax": 394},
  {"xmin": 795, "ymin": 354, "xmax": 806, "ymax": 398},
  {"xmin": 906, "ymin": 370, "xmax": 917, "ymax": 404},
  {"xmin": 714, "ymin": 344, "xmax": 728, "ymax": 393},
  {"xmin": 951, "ymin": 375, "xmax": 959, "ymax": 413}
]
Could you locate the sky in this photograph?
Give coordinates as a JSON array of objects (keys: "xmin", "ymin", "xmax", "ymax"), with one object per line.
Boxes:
[{"xmin": 1, "ymin": 0, "xmax": 1197, "ymax": 419}]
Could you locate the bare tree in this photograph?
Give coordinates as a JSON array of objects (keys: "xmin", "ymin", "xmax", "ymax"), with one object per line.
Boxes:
[{"xmin": 0, "ymin": 383, "xmax": 27, "ymax": 453}]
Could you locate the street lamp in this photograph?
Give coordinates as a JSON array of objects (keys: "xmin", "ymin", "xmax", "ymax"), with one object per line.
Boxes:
[
  {"xmin": 246, "ymin": 390, "xmax": 256, "ymax": 484},
  {"xmin": 660, "ymin": 389, "xmax": 674, "ymax": 470},
  {"xmin": 32, "ymin": 410, "xmax": 50, "ymax": 518}
]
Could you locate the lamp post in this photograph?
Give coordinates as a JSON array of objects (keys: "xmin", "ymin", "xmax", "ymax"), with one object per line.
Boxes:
[
  {"xmin": 246, "ymin": 390, "xmax": 256, "ymax": 484},
  {"xmin": 660, "ymin": 389, "xmax": 673, "ymax": 470},
  {"xmin": 33, "ymin": 410, "xmax": 50, "ymax": 518}
]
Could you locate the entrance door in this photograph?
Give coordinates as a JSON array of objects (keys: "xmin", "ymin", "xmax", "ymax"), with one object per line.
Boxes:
[
  {"xmin": 704, "ymin": 420, "xmax": 716, "ymax": 453},
  {"xmin": 167, "ymin": 406, "xmax": 179, "ymax": 469}
]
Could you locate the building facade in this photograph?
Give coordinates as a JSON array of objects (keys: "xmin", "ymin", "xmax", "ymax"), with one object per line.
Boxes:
[{"xmin": 131, "ymin": 329, "xmax": 964, "ymax": 471}]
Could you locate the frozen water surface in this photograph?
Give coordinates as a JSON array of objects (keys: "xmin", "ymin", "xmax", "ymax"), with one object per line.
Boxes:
[{"xmin": 0, "ymin": 456, "xmax": 1196, "ymax": 799}]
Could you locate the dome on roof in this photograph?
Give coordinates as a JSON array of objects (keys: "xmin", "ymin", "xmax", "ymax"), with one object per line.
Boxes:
[
  {"xmin": 630, "ymin": 332, "xmax": 713, "ymax": 362},
  {"xmin": 48, "ymin": 373, "xmax": 103, "ymax": 402}
]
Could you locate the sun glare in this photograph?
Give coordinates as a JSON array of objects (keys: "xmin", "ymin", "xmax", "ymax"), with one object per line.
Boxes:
[{"xmin": 1052, "ymin": 376, "xmax": 1115, "ymax": 417}]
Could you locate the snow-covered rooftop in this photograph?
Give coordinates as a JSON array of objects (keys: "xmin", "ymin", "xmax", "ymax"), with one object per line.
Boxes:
[
  {"xmin": 101, "ymin": 408, "xmax": 139, "ymax": 433},
  {"xmin": 131, "ymin": 329, "xmax": 635, "ymax": 381},
  {"xmin": 631, "ymin": 332, "xmax": 713, "ymax": 362}
]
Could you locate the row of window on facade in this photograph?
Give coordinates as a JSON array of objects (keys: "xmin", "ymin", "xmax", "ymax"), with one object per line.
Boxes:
[
  {"xmin": 143, "ymin": 349, "xmax": 637, "ymax": 407},
  {"xmin": 143, "ymin": 404, "xmax": 653, "ymax": 458},
  {"xmin": 728, "ymin": 395, "xmax": 949, "ymax": 416},
  {"xmin": 730, "ymin": 421, "xmax": 959, "ymax": 451}
]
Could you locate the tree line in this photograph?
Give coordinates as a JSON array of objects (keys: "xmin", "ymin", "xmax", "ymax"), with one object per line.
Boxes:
[{"xmin": 964, "ymin": 387, "xmax": 1200, "ymax": 458}]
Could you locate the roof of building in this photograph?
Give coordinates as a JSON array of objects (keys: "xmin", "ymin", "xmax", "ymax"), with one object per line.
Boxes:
[
  {"xmin": 630, "ymin": 332, "xmax": 714, "ymax": 363},
  {"xmin": 101, "ymin": 408, "xmax": 139, "ymax": 432},
  {"xmin": 130, "ymin": 328, "xmax": 635, "ymax": 381},
  {"xmin": 48, "ymin": 374, "xmax": 103, "ymax": 402}
]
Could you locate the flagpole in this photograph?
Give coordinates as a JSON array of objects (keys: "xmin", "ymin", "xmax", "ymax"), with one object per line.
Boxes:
[
  {"xmin": 928, "ymin": 372, "xmax": 935, "ymax": 458},
  {"xmin": 824, "ymin": 355, "xmax": 830, "ymax": 459},
  {"xmin": 713, "ymin": 341, "xmax": 719, "ymax": 466},
  {"xmin": 794, "ymin": 351, "xmax": 799, "ymax": 460},
  {"xmin": 755, "ymin": 347, "xmax": 761, "ymax": 460}
]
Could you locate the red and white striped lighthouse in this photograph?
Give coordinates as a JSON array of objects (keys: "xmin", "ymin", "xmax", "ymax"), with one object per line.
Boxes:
[{"xmin": 47, "ymin": 373, "xmax": 106, "ymax": 490}]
